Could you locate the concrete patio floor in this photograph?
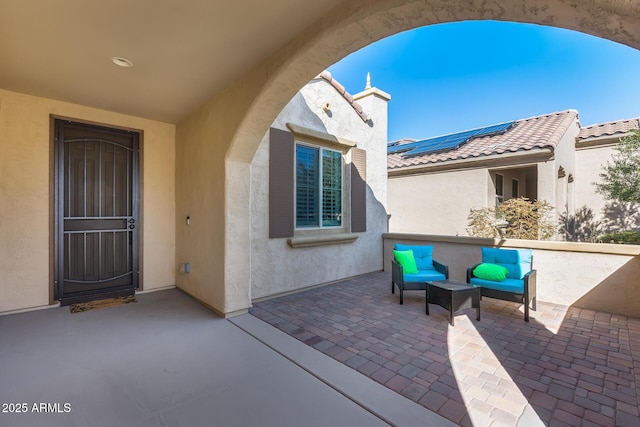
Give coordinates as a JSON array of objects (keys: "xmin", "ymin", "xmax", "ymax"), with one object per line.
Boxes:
[
  {"xmin": 0, "ymin": 287, "xmax": 451, "ymax": 427},
  {"xmin": 250, "ymin": 271, "xmax": 640, "ymax": 427}
]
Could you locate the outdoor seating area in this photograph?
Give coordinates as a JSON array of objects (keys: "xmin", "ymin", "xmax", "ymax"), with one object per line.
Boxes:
[
  {"xmin": 391, "ymin": 243, "xmax": 449, "ymax": 304},
  {"xmin": 467, "ymin": 247, "xmax": 537, "ymax": 322},
  {"xmin": 251, "ymin": 271, "xmax": 640, "ymax": 426},
  {"xmin": 392, "ymin": 244, "xmax": 537, "ymax": 322}
]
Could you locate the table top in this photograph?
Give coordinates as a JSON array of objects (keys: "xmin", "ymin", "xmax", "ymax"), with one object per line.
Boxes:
[{"xmin": 427, "ymin": 279, "xmax": 477, "ymax": 292}]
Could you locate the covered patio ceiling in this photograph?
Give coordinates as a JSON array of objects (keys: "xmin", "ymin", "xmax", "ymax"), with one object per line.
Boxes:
[
  {"xmin": 2, "ymin": 0, "xmax": 639, "ymax": 128},
  {"xmin": 0, "ymin": 0, "xmax": 342, "ymax": 123}
]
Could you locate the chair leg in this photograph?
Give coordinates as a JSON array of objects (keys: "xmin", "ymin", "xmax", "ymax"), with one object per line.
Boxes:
[
  {"xmin": 531, "ymin": 296, "xmax": 537, "ymax": 311},
  {"xmin": 524, "ymin": 297, "xmax": 530, "ymax": 322},
  {"xmin": 400, "ymin": 288, "xmax": 404, "ymax": 305},
  {"xmin": 391, "ymin": 281, "xmax": 395, "ymax": 294}
]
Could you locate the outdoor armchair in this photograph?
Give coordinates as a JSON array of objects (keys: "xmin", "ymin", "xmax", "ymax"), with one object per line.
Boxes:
[
  {"xmin": 391, "ymin": 243, "xmax": 449, "ymax": 304},
  {"xmin": 466, "ymin": 247, "xmax": 537, "ymax": 321}
]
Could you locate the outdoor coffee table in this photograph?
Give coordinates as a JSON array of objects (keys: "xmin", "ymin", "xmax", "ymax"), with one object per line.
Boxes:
[{"xmin": 426, "ymin": 279, "xmax": 480, "ymax": 326}]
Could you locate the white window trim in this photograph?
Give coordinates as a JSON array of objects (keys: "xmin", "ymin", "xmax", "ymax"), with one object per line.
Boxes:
[
  {"xmin": 294, "ymin": 141, "xmax": 345, "ymax": 231},
  {"xmin": 287, "ymin": 232, "xmax": 358, "ymax": 248},
  {"xmin": 495, "ymin": 173, "xmax": 504, "ymax": 205},
  {"xmin": 286, "ymin": 123, "xmax": 356, "ymax": 149},
  {"xmin": 512, "ymin": 178, "xmax": 519, "ymax": 199},
  {"xmin": 283, "ymin": 123, "xmax": 362, "ymax": 247}
]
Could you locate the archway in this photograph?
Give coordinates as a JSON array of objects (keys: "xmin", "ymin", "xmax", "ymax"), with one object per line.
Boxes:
[
  {"xmin": 229, "ymin": 0, "xmax": 640, "ymax": 164},
  {"xmin": 175, "ymin": 0, "xmax": 640, "ymax": 315}
]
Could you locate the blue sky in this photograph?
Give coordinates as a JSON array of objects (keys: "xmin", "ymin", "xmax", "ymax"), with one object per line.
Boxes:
[{"xmin": 327, "ymin": 21, "xmax": 640, "ymax": 142}]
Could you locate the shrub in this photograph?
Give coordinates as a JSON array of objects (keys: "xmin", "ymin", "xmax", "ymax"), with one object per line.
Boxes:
[
  {"xmin": 598, "ymin": 231, "xmax": 640, "ymax": 245},
  {"xmin": 467, "ymin": 207, "xmax": 498, "ymax": 238},
  {"xmin": 467, "ymin": 198, "xmax": 556, "ymax": 240}
]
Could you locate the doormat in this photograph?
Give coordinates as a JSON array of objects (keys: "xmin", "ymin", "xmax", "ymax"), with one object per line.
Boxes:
[{"xmin": 70, "ymin": 295, "xmax": 137, "ymax": 313}]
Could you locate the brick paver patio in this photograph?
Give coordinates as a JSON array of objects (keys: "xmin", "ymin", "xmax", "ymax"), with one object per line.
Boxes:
[{"xmin": 250, "ymin": 272, "xmax": 640, "ymax": 426}]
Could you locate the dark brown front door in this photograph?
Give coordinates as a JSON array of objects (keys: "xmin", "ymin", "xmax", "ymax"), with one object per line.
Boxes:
[{"xmin": 54, "ymin": 120, "xmax": 139, "ymax": 305}]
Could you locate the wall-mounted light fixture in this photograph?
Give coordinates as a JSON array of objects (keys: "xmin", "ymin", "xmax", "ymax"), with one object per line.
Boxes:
[{"xmin": 111, "ymin": 56, "xmax": 133, "ymax": 68}]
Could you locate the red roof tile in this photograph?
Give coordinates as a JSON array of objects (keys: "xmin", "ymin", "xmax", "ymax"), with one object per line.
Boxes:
[
  {"xmin": 578, "ymin": 117, "xmax": 640, "ymax": 140},
  {"xmin": 317, "ymin": 70, "xmax": 369, "ymax": 123},
  {"xmin": 388, "ymin": 110, "xmax": 578, "ymax": 170}
]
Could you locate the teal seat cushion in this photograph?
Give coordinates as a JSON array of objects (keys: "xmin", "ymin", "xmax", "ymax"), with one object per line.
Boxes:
[
  {"xmin": 470, "ymin": 277, "xmax": 524, "ymax": 294},
  {"xmin": 395, "ymin": 244, "xmax": 434, "ymax": 270},
  {"xmin": 481, "ymin": 247, "xmax": 532, "ymax": 280},
  {"xmin": 404, "ymin": 270, "xmax": 446, "ymax": 283}
]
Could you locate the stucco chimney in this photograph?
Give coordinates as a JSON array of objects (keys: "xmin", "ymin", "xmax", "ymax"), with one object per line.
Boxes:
[
  {"xmin": 353, "ymin": 73, "xmax": 391, "ymax": 142},
  {"xmin": 353, "ymin": 74, "xmax": 391, "ymax": 208}
]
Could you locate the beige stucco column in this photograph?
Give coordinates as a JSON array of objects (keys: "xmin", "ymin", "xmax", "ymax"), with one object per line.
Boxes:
[{"xmin": 224, "ymin": 160, "xmax": 252, "ymax": 314}]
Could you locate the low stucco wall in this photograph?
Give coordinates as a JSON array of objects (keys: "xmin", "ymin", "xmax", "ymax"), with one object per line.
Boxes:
[
  {"xmin": 0, "ymin": 89, "xmax": 176, "ymax": 313},
  {"xmin": 383, "ymin": 233, "xmax": 640, "ymax": 318}
]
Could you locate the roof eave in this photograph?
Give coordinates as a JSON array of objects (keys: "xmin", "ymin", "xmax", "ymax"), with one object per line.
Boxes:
[
  {"xmin": 388, "ymin": 148, "xmax": 553, "ymax": 177},
  {"xmin": 575, "ymin": 133, "xmax": 627, "ymax": 149}
]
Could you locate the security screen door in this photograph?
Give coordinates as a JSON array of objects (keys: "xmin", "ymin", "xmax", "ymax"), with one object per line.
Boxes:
[{"xmin": 55, "ymin": 120, "xmax": 139, "ymax": 304}]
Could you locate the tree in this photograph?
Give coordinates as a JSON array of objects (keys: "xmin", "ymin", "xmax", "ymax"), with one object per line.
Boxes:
[
  {"xmin": 595, "ymin": 129, "xmax": 640, "ymax": 203},
  {"xmin": 467, "ymin": 197, "xmax": 556, "ymax": 240}
]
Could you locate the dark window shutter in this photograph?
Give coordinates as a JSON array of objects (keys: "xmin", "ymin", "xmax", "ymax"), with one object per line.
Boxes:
[
  {"xmin": 350, "ymin": 148, "xmax": 366, "ymax": 232},
  {"xmin": 269, "ymin": 128, "xmax": 294, "ymax": 238}
]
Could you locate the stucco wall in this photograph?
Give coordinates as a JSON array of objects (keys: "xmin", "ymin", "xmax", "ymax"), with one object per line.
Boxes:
[
  {"xmin": 250, "ymin": 78, "xmax": 389, "ymax": 299},
  {"xmin": 383, "ymin": 233, "xmax": 640, "ymax": 318},
  {"xmin": 575, "ymin": 143, "xmax": 615, "ymax": 223},
  {"xmin": 388, "ymin": 168, "xmax": 488, "ymax": 235},
  {"xmin": 174, "ymin": 105, "xmax": 227, "ymax": 314},
  {"xmin": 552, "ymin": 117, "xmax": 580, "ymax": 216},
  {"xmin": 537, "ymin": 160, "xmax": 557, "ymax": 213},
  {"xmin": 0, "ymin": 89, "xmax": 176, "ymax": 313}
]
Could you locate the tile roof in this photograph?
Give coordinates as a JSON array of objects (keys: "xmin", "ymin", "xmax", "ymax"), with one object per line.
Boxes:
[
  {"xmin": 388, "ymin": 110, "xmax": 579, "ymax": 170},
  {"xmin": 578, "ymin": 117, "xmax": 640, "ymax": 140},
  {"xmin": 316, "ymin": 70, "xmax": 370, "ymax": 123}
]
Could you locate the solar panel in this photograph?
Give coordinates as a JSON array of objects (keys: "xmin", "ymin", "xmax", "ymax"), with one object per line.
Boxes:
[
  {"xmin": 388, "ymin": 121, "xmax": 516, "ymax": 157},
  {"xmin": 387, "ymin": 139, "xmax": 429, "ymax": 154}
]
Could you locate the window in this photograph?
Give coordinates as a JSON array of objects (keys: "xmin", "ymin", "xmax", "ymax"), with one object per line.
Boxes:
[
  {"xmin": 295, "ymin": 144, "xmax": 342, "ymax": 228},
  {"xmin": 512, "ymin": 178, "xmax": 519, "ymax": 199},
  {"xmin": 268, "ymin": 126, "xmax": 366, "ymax": 240},
  {"xmin": 495, "ymin": 173, "xmax": 504, "ymax": 205}
]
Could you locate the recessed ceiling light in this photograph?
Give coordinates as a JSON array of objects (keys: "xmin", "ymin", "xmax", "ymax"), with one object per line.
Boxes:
[{"xmin": 111, "ymin": 57, "xmax": 133, "ymax": 68}]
